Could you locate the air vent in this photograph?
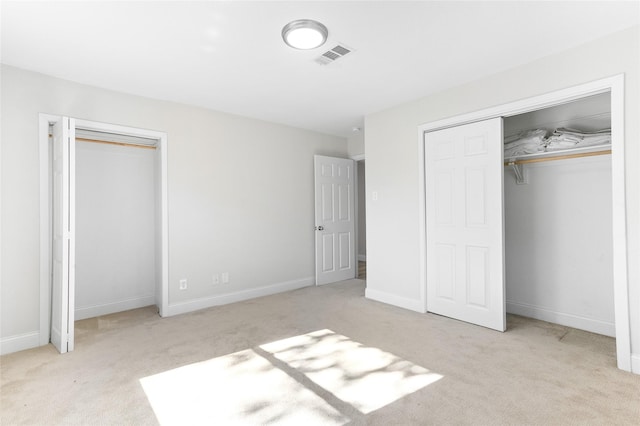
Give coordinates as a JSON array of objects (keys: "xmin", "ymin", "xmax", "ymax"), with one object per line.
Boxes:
[
  {"xmin": 322, "ymin": 51, "xmax": 341, "ymax": 61},
  {"xmin": 315, "ymin": 44, "xmax": 353, "ymax": 65}
]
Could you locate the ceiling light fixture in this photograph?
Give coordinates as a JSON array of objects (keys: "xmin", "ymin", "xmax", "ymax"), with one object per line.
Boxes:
[{"xmin": 282, "ymin": 19, "xmax": 328, "ymax": 50}]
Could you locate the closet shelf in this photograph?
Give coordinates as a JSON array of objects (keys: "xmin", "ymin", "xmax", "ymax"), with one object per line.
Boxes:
[
  {"xmin": 503, "ymin": 143, "xmax": 611, "ymax": 165},
  {"xmin": 504, "ymin": 143, "xmax": 611, "ymax": 185}
]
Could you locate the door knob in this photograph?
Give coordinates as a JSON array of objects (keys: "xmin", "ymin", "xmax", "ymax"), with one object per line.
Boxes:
[{"xmin": 315, "ymin": 225, "xmax": 324, "ymax": 231}]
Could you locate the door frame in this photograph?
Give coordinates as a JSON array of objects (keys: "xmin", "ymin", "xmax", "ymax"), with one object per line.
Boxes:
[
  {"xmin": 417, "ymin": 74, "xmax": 631, "ymax": 371},
  {"xmin": 38, "ymin": 114, "xmax": 169, "ymax": 348},
  {"xmin": 351, "ymin": 153, "xmax": 365, "ymax": 272}
]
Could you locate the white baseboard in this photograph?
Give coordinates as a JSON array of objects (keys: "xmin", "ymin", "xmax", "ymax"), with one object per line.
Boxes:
[
  {"xmin": 0, "ymin": 331, "xmax": 41, "ymax": 355},
  {"xmin": 75, "ymin": 295, "xmax": 156, "ymax": 321},
  {"xmin": 631, "ymin": 354, "xmax": 640, "ymax": 375},
  {"xmin": 357, "ymin": 255, "xmax": 367, "ymax": 262},
  {"xmin": 506, "ymin": 300, "xmax": 615, "ymax": 337},
  {"xmin": 165, "ymin": 277, "xmax": 314, "ymax": 317},
  {"xmin": 365, "ymin": 288, "xmax": 425, "ymax": 313}
]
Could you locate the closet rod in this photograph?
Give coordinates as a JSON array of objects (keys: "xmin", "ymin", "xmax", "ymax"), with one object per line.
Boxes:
[
  {"xmin": 75, "ymin": 137, "xmax": 157, "ymax": 150},
  {"xmin": 504, "ymin": 149, "xmax": 611, "ymax": 166},
  {"xmin": 48, "ymin": 133, "xmax": 157, "ymax": 150}
]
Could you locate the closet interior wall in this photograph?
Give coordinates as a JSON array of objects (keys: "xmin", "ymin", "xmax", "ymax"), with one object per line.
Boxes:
[
  {"xmin": 74, "ymin": 131, "xmax": 158, "ymax": 320},
  {"xmin": 503, "ymin": 92, "xmax": 615, "ymax": 337}
]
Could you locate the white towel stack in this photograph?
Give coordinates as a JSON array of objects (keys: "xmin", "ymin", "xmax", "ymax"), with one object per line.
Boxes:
[
  {"xmin": 545, "ymin": 128, "xmax": 611, "ymax": 151},
  {"xmin": 504, "ymin": 127, "xmax": 611, "ymax": 157},
  {"xmin": 503, "ymin": 129, "xmax": 547, "ymax": 158}
]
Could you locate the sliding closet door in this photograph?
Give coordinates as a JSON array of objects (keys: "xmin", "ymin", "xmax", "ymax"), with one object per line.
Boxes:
[
  {"xmin": 51, "ymin": 117, "xmax": 76, "ymax": 353},
  {"xmin": 425, "ymin": 117, "xmax": 505, "ymax": 331}
]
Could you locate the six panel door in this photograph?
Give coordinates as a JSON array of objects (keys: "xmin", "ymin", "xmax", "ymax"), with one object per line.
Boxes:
[
  {"xmin": 425, "ymin": 118, "xmax": 505, "ymax": 331},
  {"xmin": 314, "ymin": 155, "xmax": 356, "ymax": 285}
]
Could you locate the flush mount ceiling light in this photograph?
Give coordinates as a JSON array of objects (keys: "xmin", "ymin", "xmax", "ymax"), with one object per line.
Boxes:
[{"xmin": 282, "ymin": 19, "xmax": 328, "ymax": 50}]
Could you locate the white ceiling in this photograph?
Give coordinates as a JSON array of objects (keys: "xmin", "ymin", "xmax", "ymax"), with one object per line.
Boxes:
[{"xmin": 2, "ymin": 1, "xmax": 638, "ymax": 138}]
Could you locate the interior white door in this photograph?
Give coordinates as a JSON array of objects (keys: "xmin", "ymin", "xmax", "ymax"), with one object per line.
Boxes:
[
  {"xmin": 51, "ymin": 117, "xmax": 76, "ymax": 353},
  {"xmin": 314, "ymin": 155, "xmax": 356, "ymax": 285},
  {"xmin": 425, "ymin": 117, "xmax": 505, "ymax": 331}
]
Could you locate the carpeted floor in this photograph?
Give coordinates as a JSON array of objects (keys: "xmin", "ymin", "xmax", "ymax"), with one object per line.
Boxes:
[{"xmin": 2, "ymin": 279, "xmax": 639, "ymax": 425}]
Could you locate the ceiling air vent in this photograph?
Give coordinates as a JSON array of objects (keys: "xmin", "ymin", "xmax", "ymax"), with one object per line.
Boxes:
[{"xmin": 315, "ymin": 44, "xmax": 353, "ymax": 65}]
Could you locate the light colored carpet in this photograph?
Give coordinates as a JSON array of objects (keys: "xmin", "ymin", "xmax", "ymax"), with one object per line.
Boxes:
[{"xmin": 2, "ymin": 279, "xmax": 639, "ymax": 425}]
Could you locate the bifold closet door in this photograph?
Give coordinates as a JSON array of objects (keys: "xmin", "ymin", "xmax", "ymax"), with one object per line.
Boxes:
[
  {"xmin": 51, "ymin": 116, "xmax": 76, "ymax": 353},
  {"xmin": 425, "ymin": 117, "xmax": 505, "ymax": 331}
]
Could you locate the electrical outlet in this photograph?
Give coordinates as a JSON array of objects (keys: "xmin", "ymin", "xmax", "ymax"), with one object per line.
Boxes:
[
  {"xmin": 222, "ymin": 272, "xmax": 229, "ymax": 284},
  {"xmin": 212, "ymin": 274, "xmax": 220, "ymax": 285},
  {"xmin": 179, "ymin": 279, "xmax": 188, "ymax": 290}
]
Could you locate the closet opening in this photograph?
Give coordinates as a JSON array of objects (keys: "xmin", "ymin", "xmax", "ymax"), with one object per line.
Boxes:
[
  {"xmin": 74, "ymin": 128, "xmax": 161, "ymax": 321},
  {"xmin": 39, "ymin": 115, "xmax": 169, "ymax": 354},
  {"xmin": 503, "ymin": 92, "xmax": 615, "ymax": 338},
  {"xmin": 418, "ymin": 74, "xmax": 630, "ymax": 372}
]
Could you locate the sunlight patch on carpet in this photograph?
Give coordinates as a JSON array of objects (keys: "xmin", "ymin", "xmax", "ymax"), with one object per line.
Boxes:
[
  {"xmin": 261, "ymin": 329, "xmax": 442, "ymax": 414},
  {"xmin": 140, "ymin": 329, "xmax": 442, "ymax": 424},
  {"xmin": 140, "ymin": 348, "xmax": 346, "ymax": 425}
]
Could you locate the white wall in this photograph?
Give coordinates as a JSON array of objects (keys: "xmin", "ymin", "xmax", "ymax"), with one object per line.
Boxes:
[
  {"xmin": 0, "ymin": 65, "xmax": 346, "ymax": 353},
  {"xmin": 364, "ymin": 27, "xmax": 639, "ymax": 359},
  {"xmin": 348, "ymin": 130, "xmax": 365, "ymax": 157},
  {"xmin": 505, "ymin": 156, "xmax": 614, "ymax": 336},
  {"xmin": 75, "ymin": 142, "xmax": 157, "ymax": 320}
]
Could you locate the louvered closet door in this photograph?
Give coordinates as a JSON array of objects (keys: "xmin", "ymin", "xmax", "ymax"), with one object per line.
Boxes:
[{"xmin": 425, "ymin": 118, "xmax": 505, "ymax": 331}]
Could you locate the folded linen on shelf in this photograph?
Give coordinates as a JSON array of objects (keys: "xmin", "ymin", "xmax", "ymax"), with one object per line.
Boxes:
[
  {"xmin": 504, "ymin": 128, "xmax": 547, "ymax": 158},
  {"xmin": 545, "ymin": 127, "xmax": 611, "ymax": 151}
]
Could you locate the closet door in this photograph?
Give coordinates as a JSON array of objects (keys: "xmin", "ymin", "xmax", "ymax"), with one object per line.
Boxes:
[
  {"xmin": 51, "ymin": 117, "xmax": 76, "ymax": 353},
  {"xmin": 425, "ymin": 118, "xmax": 505, "ymax": 331}
]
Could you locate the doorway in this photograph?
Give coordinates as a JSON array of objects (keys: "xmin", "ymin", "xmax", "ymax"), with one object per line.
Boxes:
[
  {"xmin": 39, "ymin": 115, "xmax": 169, "ymax": 353},
  {"xmin": 356, "ymin": 159, "xmax": 367, "ymax": 280}
]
